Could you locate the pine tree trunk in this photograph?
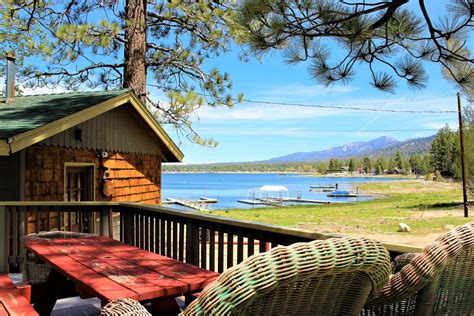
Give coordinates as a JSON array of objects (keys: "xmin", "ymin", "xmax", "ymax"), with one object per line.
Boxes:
[{"xmin": 124, "ymin": 0, "xmax": 147, "ymax": 102}]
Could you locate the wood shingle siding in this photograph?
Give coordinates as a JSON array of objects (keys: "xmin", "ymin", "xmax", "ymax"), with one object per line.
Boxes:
[
  {"xmin": 24, "ymin": 145, "xmax": 161, "ymax": 204},
  {"xmin": 39, "ymin": 105, "xmax": 162, "ymax": 155}
]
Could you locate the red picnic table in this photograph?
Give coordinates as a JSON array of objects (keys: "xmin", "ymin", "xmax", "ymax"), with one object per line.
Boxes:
[{"xmin": 24, "ymin": 233, "xmax": 219, "ymax": 315}]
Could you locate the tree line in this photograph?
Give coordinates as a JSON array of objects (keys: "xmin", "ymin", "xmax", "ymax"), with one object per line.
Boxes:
[
  {"xmin": 165, "ymin": 121, "xmax": 474, "ymax": 195},
  {"xmin": 164, "ymin": 152, "xmax": 430, "ymax": 176}
]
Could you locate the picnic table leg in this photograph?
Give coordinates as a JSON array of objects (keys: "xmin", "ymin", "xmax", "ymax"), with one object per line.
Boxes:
[
  {"xmin": 33, "ymin": 269, "xmax": 70, "ymax": 315},
  {"xmin": 150, "ymin": 297, "xmax": 180, "ymax": 316},
  {"xmin": 184, "ymin": 293, "xmax": 198, "ymax": 306}
]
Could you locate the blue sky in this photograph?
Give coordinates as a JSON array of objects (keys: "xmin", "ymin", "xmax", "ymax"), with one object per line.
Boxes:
[
  {"xmin": 152, "ymin": 2, "xmax": 470, "ymax": 164},
  {"xmin": 9, "ymin": 1, "xmax": 470, "ymax": 164},
  {"xmin": 155, "ymin": 42, "xmax": 464, "ymax": 164}
]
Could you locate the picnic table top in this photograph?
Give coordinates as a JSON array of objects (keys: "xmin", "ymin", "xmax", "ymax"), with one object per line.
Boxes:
[
  {"xmin": 0, "ymin": 275, "xmax": 38, "ymax": 315},
  {"xmin": 24, "ymin": 235, "xmax": 219, "ymax": 302}
]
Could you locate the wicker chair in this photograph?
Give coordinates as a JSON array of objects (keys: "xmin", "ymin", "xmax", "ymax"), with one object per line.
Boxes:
[
  {"xmin": 363, "ymin": 222, "xmax": 474, "ymax": 315},
  {"xmin": 187, "ymin": 236, "xmax": 391, "ymax": 315},
  {"xmin": 102, "ymin": 237, "xmax": 391, "ymax": 315}
]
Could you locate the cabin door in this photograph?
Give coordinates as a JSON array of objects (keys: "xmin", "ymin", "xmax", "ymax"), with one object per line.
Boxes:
[{"xmin": 65, "ymin": 165, "xmax": 95, "ymax": 232}]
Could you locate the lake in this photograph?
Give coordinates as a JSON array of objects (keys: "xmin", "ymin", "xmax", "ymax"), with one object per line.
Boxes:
[{"xmin": 161, "ymin": 173, "xmax": 407, "ymax": 210}]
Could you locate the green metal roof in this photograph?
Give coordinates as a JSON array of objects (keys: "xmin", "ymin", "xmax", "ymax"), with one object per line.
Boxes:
[{"xmin": 0, "ymin": 89, "xmax": 130, "ymax": 139}]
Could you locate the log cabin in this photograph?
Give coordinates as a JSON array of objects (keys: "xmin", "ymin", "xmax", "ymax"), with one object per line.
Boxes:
[{"xmin": 0, "ymin": 55, "xmax": 183, "ymax": 232}]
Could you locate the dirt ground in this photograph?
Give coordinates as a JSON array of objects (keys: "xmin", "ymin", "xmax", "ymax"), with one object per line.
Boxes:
[
  {"xmin": 348, "ymin": 231, "xmax": 442, "ymax": 248},
  {"xmin": 295, "ymin": 205, "xmax": 468, "ymax": 249}
]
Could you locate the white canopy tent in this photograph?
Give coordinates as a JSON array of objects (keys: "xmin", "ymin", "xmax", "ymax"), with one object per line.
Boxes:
[{"xmin": 258, "ymin": 185, "xmax": 288, "ymax": 192}]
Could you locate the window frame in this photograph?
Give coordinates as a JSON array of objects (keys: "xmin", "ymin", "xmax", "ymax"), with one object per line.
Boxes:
[{"xmin": 64, "ymin": 162, "xmax": 96, "ymax": 201}]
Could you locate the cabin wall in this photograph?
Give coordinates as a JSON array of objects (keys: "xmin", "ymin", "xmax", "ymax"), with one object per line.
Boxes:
[
  {"xmin": 24, "ymin": 144, "xmax": 161, "ymax": 203},
  {"xmin": 39, "ymin": 105, "xmax": 163, "ymax": 156},
  {"xmin": 0, "ymin": 152, "xmax": 22, "ymax": 201}
]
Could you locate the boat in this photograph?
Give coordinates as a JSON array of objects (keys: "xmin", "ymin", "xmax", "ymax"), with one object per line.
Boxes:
[
  {"xmin": 310, "ymin": 183, "xmax": 338, "ymax": 192},
  {"xmin": 327, "ymin": 190, "xmax": 358, "ymax": 198}
]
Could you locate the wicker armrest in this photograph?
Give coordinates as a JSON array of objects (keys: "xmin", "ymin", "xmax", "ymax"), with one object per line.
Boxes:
[
  {"xmin": 101, "ymin": 298, "xmax": 151, "ymax": 316},
  {"xmin": 391, "ymin": 253, "xmax": 418, "ymax": 273},
  {"xmin": 364, "ymin": 222, "xmax": 474, "ymax": 315}
]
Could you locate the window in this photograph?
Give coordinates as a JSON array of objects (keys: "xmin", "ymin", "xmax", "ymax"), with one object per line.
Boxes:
[
  {"xmin": 64, "ymin": 163, "xmax": 95, "ymax": 233},
  {"xmin": 65, "ymin": 164, "xmax": 95, "ymax": 201}
]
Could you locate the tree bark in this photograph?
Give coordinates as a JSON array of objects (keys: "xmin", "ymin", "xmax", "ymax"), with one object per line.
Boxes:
[{"xmin": 124, "ymin": 0, "xmax": 147, "ymax": 102}]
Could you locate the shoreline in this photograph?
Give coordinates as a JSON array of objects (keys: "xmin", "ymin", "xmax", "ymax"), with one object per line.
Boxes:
[{"xmin": 163, "ymin": 171, "xmax": 416, "ymax": 179}]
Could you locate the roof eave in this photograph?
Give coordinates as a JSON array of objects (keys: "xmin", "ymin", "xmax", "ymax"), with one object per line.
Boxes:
[
  {"xmin": 127, "ymin": 93, "xmax": 183, "ymax": 162},
  {"xmin": 0, "ymin": 141, "xmax": 9, "ymax": 155},
  {"xmin": 0, "ymin": 91, "xmax": 183, "ymax": 162}
]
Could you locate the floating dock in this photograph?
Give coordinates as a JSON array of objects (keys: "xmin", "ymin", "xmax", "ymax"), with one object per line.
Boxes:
[
  {"xmin": 238, "ymin": 197, "xmax": 331, "ymax": 206},
  {"xmin": 199, "ymin": 197, "xmax": 218, "ymax": 203},
  {"xmin": 310, "ymin": 183, "xmax": 338, "ymax": 192},
  {"xmin": 164, "ymin": 198, "xmax": 218, "ymax": 211},
  {"xmin": 280, "ymin": 197, "xmax": 331, "ymax": 204},
  {"xmin": 237, "ymin": 199, "xmax": 273, "ymax": 205},
  {"xmin": 309, "ymin": 187, "xmax": 336, "ymax": 192}
]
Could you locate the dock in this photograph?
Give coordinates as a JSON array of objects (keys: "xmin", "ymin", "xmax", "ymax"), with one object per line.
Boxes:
[
  {"xmin": 199, "ymin": 197, "xmax": 218, "ymax": 203},
  {"xmin": 310, "ymin": 183, "xmax": 338, "ymax": 192},
  {"xmin": 238, "ymin": 197, "xmax": 331, "ymax": 206},
  {"xmin": 280, "ymin": 197, "xmax": 331, "ymax": 204},
  {"xmin": 309, "ymin": 188, "xmax": 335, "ymax": 192},
  {"xmin": 237, "ymin": 199, "xmax": 273, "ymax": 205},
  {"xmin": 164, "ymin": 198, "xmax": 218, "ymax": 211}
]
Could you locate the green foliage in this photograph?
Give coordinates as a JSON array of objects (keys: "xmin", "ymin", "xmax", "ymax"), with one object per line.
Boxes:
[
  {"xmin": 430, "ymin": 125, "xmax": 459, "ymax": 178},
  {"xmin": 375, "ymin": 164, "xmax": 383, "ymax": 175},
  {"xmin": 238, "ymin": 1, "xmax": 474, "ymax": 92},
  {"xmin": 328, "ymin": 158, "xmax": 341, "ymax": 172},
  {"xmin": 395, "ymin": 151, "xmax": 403, "ymax": 170},
  {"xmin": 362, "ymin": 157, "xmax": 372, "ymax": 173},
  {"xmin": 463, "ymin": 105, "xmax": 474, "ymax": 193},
  {"xmin": 373, "ymin": 156, "xmax": 387, "ymax": 175},
  {"xmin": 0, "ymin": 0, "xmax": 244, "ymax": 145},
  {"xmin": 409, "ymin": 155, "xmax": 426, "ymax": 175},
  {"xmin": 348, "ymin": 158, "xmax": 356, "ymax": 173}
]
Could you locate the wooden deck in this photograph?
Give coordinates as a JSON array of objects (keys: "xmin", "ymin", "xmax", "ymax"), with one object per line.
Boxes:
[
  {"xmin": 0, "ymin": 201, "xmax": 423, "ymax": 277},
  {"xmin": 0, "ymin": 201, "xmax": 426, "ymax": 315}
]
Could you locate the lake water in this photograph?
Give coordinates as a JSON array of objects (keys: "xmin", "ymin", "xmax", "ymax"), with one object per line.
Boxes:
[{"xmin": 161, "ymin": 173, "xmax": 407, "ymax": 210}]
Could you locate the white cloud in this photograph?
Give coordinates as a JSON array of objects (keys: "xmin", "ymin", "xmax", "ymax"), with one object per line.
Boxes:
[
  {"xmin": 192, "ymin": 104, "xmax": 343, "ymax": 121},
  {"xmin": 194, "ymin": 127, "xmax": 401, "ymax": 138},
  {"xmin": 254, "ymin": 83, "xmax": 359, "ymax": 101},
  {"xmin": 21, "ymin": 86, "xmax": 70, "ymax": 95},
  {"xmin": 420, "ymin": 121, "xmax": 457, "ymax": 130}
]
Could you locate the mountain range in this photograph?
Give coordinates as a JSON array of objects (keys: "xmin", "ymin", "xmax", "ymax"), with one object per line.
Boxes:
[{"xmin": 261, "ymin": 135, "xmax": 434, "ymax": 163}]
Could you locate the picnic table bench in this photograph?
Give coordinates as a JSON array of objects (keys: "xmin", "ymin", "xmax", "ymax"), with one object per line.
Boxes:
[
  {"xmin": 24, "ymin": 232, "xmax": 219, "ymax": 315},
  {"xmin": 0, "ymin": 274, "xmax": 38, "ymax": 315}
]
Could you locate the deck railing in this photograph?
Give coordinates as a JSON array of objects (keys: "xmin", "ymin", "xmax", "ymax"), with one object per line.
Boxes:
[{"xmin": 0, "ymin": 202, "xmax": 422, "ymax": 274}]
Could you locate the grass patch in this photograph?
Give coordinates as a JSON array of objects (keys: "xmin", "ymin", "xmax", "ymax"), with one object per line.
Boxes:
[{"xmin": 206, "ymin": 181, "xmax": 471, "ymax": 237}]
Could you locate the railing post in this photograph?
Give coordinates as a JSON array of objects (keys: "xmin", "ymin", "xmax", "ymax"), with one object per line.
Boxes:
[
  {"xmin": 100, "ymin": 208, "xmax": 113, "ymax": 238},
  {"xmin": 185, "ymin": 219, "xmax": 199, "ymax": 266},
  {"xmin": 18, "ymin": 206, "xmax": 26, "ymax": 262},
  {"xmin": 122, "ymin": 208, "xmax": 134, "ymax": 245},
  {"xmin": 0, "ymin": 206, "xmax": 7, "ymax": 274}
]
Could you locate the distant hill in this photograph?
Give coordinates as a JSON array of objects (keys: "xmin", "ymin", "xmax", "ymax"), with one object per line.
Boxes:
[
  {"xmin": 263, "ymin": 136, "xmax": 401, "ymax": 163},
  {"xmin": 367, "ymin": 135, "xmax": 435, "ymax": 158},
  {"xmin": 163, "ymin": 135, "xmax": 435, "ymax": 172}
]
